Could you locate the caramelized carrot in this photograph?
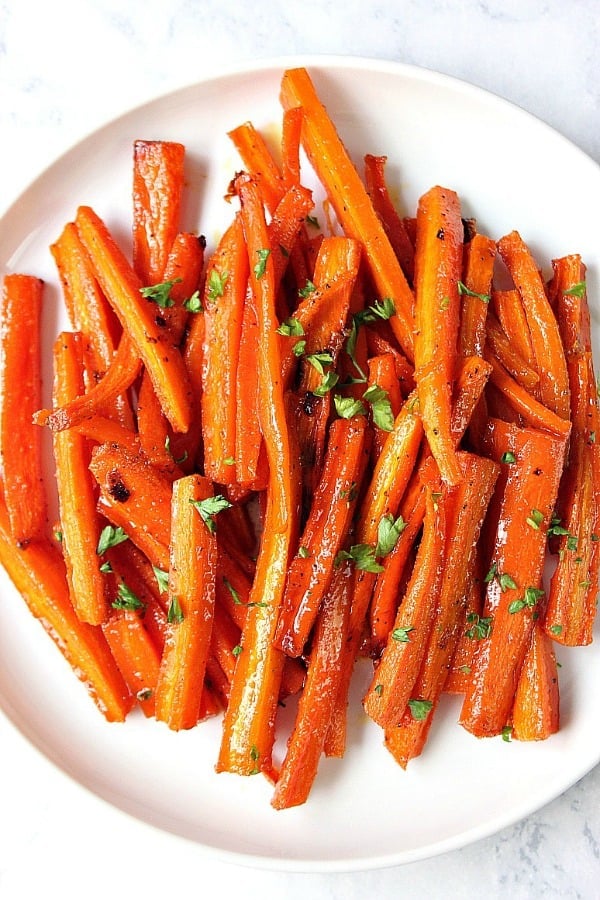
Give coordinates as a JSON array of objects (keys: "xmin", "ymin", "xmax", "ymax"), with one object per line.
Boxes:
[
  {"xmin": 511, "ymin": 623, "xmax": 559, "ymax": 741},
  {"xmin": 460, "ymin": 418, "xmax": 567, "ymax": 737},
  {"xmin": 274, "ymin": 415, "xmax": 368, "ymax": 656},
  {"xmin": 492, "ymin": 288, "xmax": 537, "ymax": 378},
  {"xmin": 364, "ymin": 153, "xmax": 415, "ymax": 284},
  {"xmin": 52, "ymin": 332, "xmax": 108, "ymax": 625},
  {"xmin": 155, "ymin": 475, "xmax": 217, "ymax": 730},
  {"xmin": 0, "ymin": 495, "xmax": 131, "ymax": 721},
  {"xmin": 0, "ymin": 274, "xmax": 47, "ymax": 545},
  {"xmin": 75, "ymin": 205, "xmax": 192, "ymax": 432},
  {"xmin": 217, "ymin": 174, "xmax": 300, "ymax": 775},
  {"xmin": 413, "ymin": 186, "xmax": 464, "ymax": 486},
  {"xmin": 497, "ymin": 230, "xmax": 570, "ymax": 420},
  {"xmin": 272, "ymin": 560, "xmax": 353, "ymax": 809},
  {"xmin": 280, "ymin": 67, "xmax": 415, "ymax": 361},
  {"xmin": 132, "ymin": 140, "xmax": 186, "ymax": 286},
  {"xmin": 458, "ymin": 233, "xmax": 495, "ymax": 358},
  {"xmin": 485, "ymin": 312, "xmax": 541, "ymax": 392},
  {"xmin": 102, "ymin": 606, "xmax": 161, "ymax": 718}
]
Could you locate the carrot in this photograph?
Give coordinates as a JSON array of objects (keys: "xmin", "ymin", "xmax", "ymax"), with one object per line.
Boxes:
[
  {"xmin": 364, "ymin": 154, "xmax": 415, "ymax": 284},
  {"xmin": 485, "ymin": 352, "xmax": 572, "ymax": 439},
  {"xmin": 89, "ymin": 441, "xmax": 172, "ymax": 572},
  {"xmin": 155, "ymin": 475, "xmax": 217, "ymax": 730},
  {"xmin": 102, "ymin": 606, "xmax": 161, "ymax": 719},
  {"xmin": 544, "ymin": 256, "xmax": 599, "ymax": 645},
  {"xmin": 52, "ymin": 331, "xmax": 109, "ymax": 625},
  {"xmin": 282, "ymin": 106, "xmax": 303, "ymax": 188},
  {"xmin": 217, "ymin": 174, "xmax": 300, "ymax": 776},
  {"xmin": 201, "ymin": 216, "xmax": 248, "ymax": 484},
  {"xmin": 491, "ymin": 288, "xmax": 537, "ymax": 379},
  {"xmin": 280, "ymin": 67, "xmax": 415, "ymax": 361},
  {"xmin": 497, "ymin": 230, "xmax": 570, "ymax": 420},
  {"xmin": 363, "ymin": 483, "xmax": 446, "ymax": 730},
  {"xmin": 274, "ymin": 414, "xmax": 368, "ymax": 657},
  {"xmin": 271, "ymin": 560, "xmax": 353, "ymax": 809},
  {"xmin": 511, "ymin": 623, "xmax": 559, "ymax": 741},
  {"xmin": 75, "ymin": 205, "xmax": 192, "ymax": 432},
  {"xmin": 485, "ymin": 312, "xmax": 541, "ymax": 392},
  {"xmin": 0, "ymin": 274, "xmax": 47, "ymax": 546},
  {"xmin": 132, "ymin": 140, "xmax": 186, "ymax": 286},
  {"xmin": 228, "ymin": 121, "xmax": 286, "ymax": 214},
  {"xmin": 0, "ymin": 493, "xmax": 132, "ymax": 721},
  {"xmin": 458, "ymin": 233, "xmax": 495, "ymax": 358},
  {"xmin": 460, "ymin": 418, "xmax": 568, "ymax": 737},
  {"xmin": 413, "ymin": 185, "xmax": 464, "ymax": 486},
  {"xmin": 444, "ymin": 561, "xmax": 485, "ymax": 694},
  {"xmin": 367, "ymin": 354, "xmax": 403, "ymax": 458},
  {"xmin": 382, "ymin": 452, "xmax": 499, "ymax": 766}
]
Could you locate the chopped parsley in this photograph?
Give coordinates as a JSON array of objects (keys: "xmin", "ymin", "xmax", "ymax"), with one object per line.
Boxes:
[
  {"xmin": 189, "ymin": 494, "xmax": 232, "ymax": 534},
  {"xmin": 335, "ymin": 544, "xmax": 384, "ymax": 573},
  {"xmin": 457, "ymin": 281, "xmax": 491, "ymax": 304},
  {"xmin": 277, "ymin": 317, "xmax": 305, "ymax": 337},
  {"xmin": 207, "ymin": 268, "xmax": 228, "ymax": 303},
  {"xmin": 183, "ymin": 291, "xmax": 203, "ymax": 312},
  {"xmin": 96, "ymin": 525, "xmax": 129, "ymax": 556},
  {"xmin": 152, "ymin": 565, "xmax": 169, "ymax": 594},
  {"xmin": 465, "ymin": 612, "xmax": 493, "ymax": 640},
  {"xmin": 167, "ymin": 596, "xmax": 184, "ymax": 624},
  {"xmin": 563, "ymin": 281, "xmax": 586, "ymax": 298},
  {"xmin": 112, "ymin": 582, "xmax": 145, "ymax": 612},
  {"xmin": 376, "ymin": 513, "xmax": 407, "ymax": 557},
  {"xmin": 253, "ymin": 248, "xmax": 271, "ymax": 280},
  {"xmin": 363, "ymin": 384, "xmax": 394, "ymax": 432},
  {"xmin": 407, "ymin": 698, "xmax": 433, "ymax": 721},
  {"xmin": 391, "ymin": 625, "xmax": 414, "ymax": 643},
  {"xmin": 139, "ymin": 277, "xmax": 182, "ymax": 308}
]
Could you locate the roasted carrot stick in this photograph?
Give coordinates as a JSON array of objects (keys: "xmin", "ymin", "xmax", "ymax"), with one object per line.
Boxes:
[
  {"xmin": 363, "ymin": 483, "xmax": 446, "ymax": 730},
  {"xmin": 102, "ymin": 606, "xmax": 161, "ymax": 718},
  {"xmin": 89, "ymin": 441, "xmax": 172, "ymax": 572},
  {"xmin": 0, "ymin": 494, "xmax": 132, "ymax": 721},
  {"xmin": 460, "ymin": 418, "xmax": 567, "ymax": 737},
  {"xmin": 132, "ymin": 140, "xmax": 186, "ymax": 286},
  {"xmin": 367, "ymin": 353, "xmax": 403, "ymax": 458},
  {"xmin": 491, "ymin": 288, "xmax": 537, "ymax": 379},
  {"xmin": 458, "ymin": 233, "xmax": 495, "ymax": 358},
  {"xmin": 274, "ymin": 414, "xmax": 368, "ymax": 656},
  {"xmin": 201, "ymin": 216, "xmax": 248, "ymax": 484},
  {"xmin": 497, "ymin": 230, "xmax": 570, "ymax": 420},
  {"xmin": 0, "ymin": 274, "xmax": 47, "ymax": 546},
  {"xmin": 413, "ymin": 185, "xmax": 464, "ymax": 486},
  {"xmin": 228, "ymin": 121, "xmax": 286, "ymax": 214},
  {"xmin": 485, "ymin": 312, "xmax": 541, "ymax": 392},
  {"xmin": 75, "ymin": 205, "xmax": 192, "ymax": 432},
  {"xmin": 382, "ymin": 452, "xmax": 499, "ymax": 766},
  {"xmin": 511, "ymin": 623, "xmax": 559, "ymax": 741},
  {"xmin": 364, "ymin": 153, "xmax": 415, "ymax": 285},
  {"xmin": 155, "ymin": 475, "xmax": 218, "ymax": 730},
  {"xmin": 444, "ymin": 560, "xmax": 485, "ymax": 695},
  {"xmin": 217, "ymin": 174, "xmax": 300, "ymax": 776},
  {"xmin": 280, "ymin": 67, "xmax": 415, "ymax": 361},
  {"xmin": 272, "ymin": 559, "xmax": 353, "ymax": 809},
  {"xmin": 544, "ymin": 256, "xmax": 599, "ymax": 645},
  {"xmin": 485, "ymin": 352, "xmax": 572, "ymax": 439},
  {"xmin": 52, "ymin": 332, "xmax": 108, "ymax": 625}
]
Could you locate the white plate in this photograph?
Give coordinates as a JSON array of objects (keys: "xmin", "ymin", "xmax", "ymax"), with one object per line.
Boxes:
[{"xmin": 0, "ymin": 55, "xmax": 599, "ymax": 872}]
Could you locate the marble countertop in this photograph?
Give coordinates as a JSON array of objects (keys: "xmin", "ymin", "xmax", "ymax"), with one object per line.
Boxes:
[{"xmin": 0, "ymin": 1, "xmax": 599, "ymax": 897}]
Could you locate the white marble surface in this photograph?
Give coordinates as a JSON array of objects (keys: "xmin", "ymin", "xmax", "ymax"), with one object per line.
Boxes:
[{"xmin": 0, "ymin": 1, "xmax": 599, "ymax": 897}]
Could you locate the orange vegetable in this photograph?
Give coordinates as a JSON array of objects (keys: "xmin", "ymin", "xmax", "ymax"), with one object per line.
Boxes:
[
  {"xmin": 511, "ymin": 623, "xmax": 559, "ymax": 741},
  {"xmin": 0, "ymin": 274, "xmax": 47, "ymax": 546}
]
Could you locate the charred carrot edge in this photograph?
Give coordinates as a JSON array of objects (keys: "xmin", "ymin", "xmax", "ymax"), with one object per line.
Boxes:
[
  {"xmin": 217, "ymin": 174, "xmax": 300, "ymax": 776},
  {"xmin": 460, "ymin": 418, "xmax": 568, "ymax": 737},
  {"xmin": 364, "ymin": 154, "xmax": 415, "ymax": 285},
  {"xmin": 52, "ymin": 332, "xmax": 108, "ymax": 625},
  {"xmin": 274, "ymin": 415, "xmax": 368, "ymax": 656},
  {"xmin": 201, "ymin": 216, "xmax": 249, "ymax": 484},
  {"xmin": 75, "ymin": 205, "xmax": 192, "ymax": 433},
  {"xmin": 0, "ymin": 495, "xmax": 132, "ymax": 721},
  {"xmin": 485, "ymin": 352, "xmax": 572, "ymax": 439},
  {"xmin": 0, "ymin": 274, "xmax": 47, "ymax": 545},
  {"xmin": 491, "ymin": 288, "xmax": 537, "ymax": 378},
  {"xmin": 132, "ymin": 140, "xmax": 186, "ymax": 286},
  {"xmin": 510, "ymin": 623, "xmax": 559, "ymax": 741},
  {"xmin": 363, "ymin": 483, "xmax": 446, "ymax": 730},
  {"xmin": 34, "ymin": 331, "xmax": 141, "ymax": 431},
  {"xmin": 155, "ymin": 475, "xmax": 218, "ymax": 731},
  {"xmin": 271, "ymin": 560, "xmax": 353, "ymax": 809},
  {"xmin": 485, "ymin": 312, "xmax": 541, "ymax": 392},
  {"xmin": 413, "ymin": 185, "xmax": 464, "ymax": 486},
  {"xmin": 280, "ymin": 67, "xmax": 415, "ymax": 362},
  {"xmin": 497, "ymin": 230, "xmax": 570, "ymax": 420},
  {"xmin": 383, "ymin": 453, "xmax": 499, "ymax": 767},
  {"xmin": 458, "ymin": 233, "xmax": 496, "ymax": 358},
  {"xmin": 89, "ymin": 442, "xmax": 172, "ymax": 572}
]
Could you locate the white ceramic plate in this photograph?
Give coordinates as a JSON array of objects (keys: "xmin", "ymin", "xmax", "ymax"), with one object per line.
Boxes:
[{"xmin": 0, "ymin": 56, "xmax": 599, "ymax": 872}]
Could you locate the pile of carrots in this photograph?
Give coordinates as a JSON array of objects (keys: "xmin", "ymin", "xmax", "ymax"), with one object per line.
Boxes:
[{"xmin": 0, "ymin": 66, "xmax": 598, "ymax": 810}]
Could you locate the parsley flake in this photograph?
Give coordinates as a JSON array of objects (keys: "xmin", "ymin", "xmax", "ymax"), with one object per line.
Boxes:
[
  {"xmin": 139, "ymin": 277, "xmax": 182, "ymax": 308},
  {"xmin": 376, "ymin": 513, "xmax": 407, "ymax": 558},
  {"xmin": 207, "ymin": 269, "xmax": 228, "ymax": 303},
  {"xmin": 408, "ymin": 698, "xmax": 433, "ymax": 721},
  {"xmin": 526, "ymin": 508, "xmax": 544, "ymax": 530},
  {"xmin": 112, "ymin": 582, "xmax": 145, "ymax": 612},
  {"xmin": 183, "ymin": 291, "xmax": 203, "ymax": 312},
  {"xmin": 563, "ymin": 281, "xmax": 586, "ymax": 298},
  {"xmin": 96, "ymin": 525, "xmax": 129, "ymax": 556},
  {"xmin": 253, "ymin": 248, "xmax": 271, "ymax": 280},
  {"xmin": 232, "ymin": 644, "xmax": 243, "ymax": 657},
  {"xmin": 501, "ymin": 451, "xmax": 516, "ymax": 464},
  {"xmin": 465, "ymin": 612, "xmax": 493, "ymax": 640},
  {"xmin": 392, "ymin": 625, "xmax": 414, "ymax": 643},
  {"xmin": 549, "ymin": 624, "xmax": 563, "ymax": 635},
  {"xmin": 152, "ymin": 565, "xmax": 169, "ymax": 594},
  {"xmin": 167, "ymin": 596, "xmax": 184, "ymax": 624},
  {"xmin": 363, "ymin": 384, "xmax": 394, "ymax": 432},
  {"xmin": 501, "ymin": 725, "xmax": 513, "ymax": 742},
  {"xmin": 298, "ymin": 280, "xmax": 317, "ymax": 299},
  {"xmin": 457, "ymin": 281, "xmax": 491, "ymax": 304},
  {"xmin": 335, "ymin": 544, "xmax": 384, "ymax": 573},
  {"xmin": 334, "ymin": 394, "xmax": 367, "ymax": 419},
  {"xmin": 277, "ymin": 317, "xmax": 305, "ymax": 337},
  {"xmin": 190, "ymin": 494, "xmax": 232, "ymax": 534}
]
